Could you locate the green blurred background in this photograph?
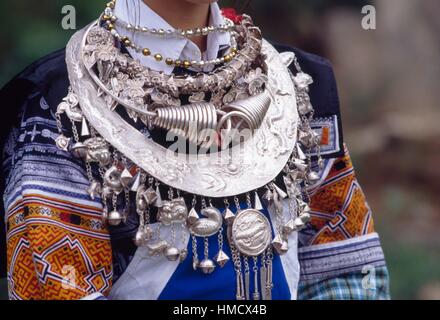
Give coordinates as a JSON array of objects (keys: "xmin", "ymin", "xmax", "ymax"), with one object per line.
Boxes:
[{"xmin": 1, "ymin": 0, "xmax": 440, "ymax": 300}]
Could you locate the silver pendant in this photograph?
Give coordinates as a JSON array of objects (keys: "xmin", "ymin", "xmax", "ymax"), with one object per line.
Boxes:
[
  {"xmin": 130, "ymin": 172, "xmax": 141, "ymax": 192},
  {"xmin": 143, "ymin": 187, "xmax": 158, "ymax": 206},
  {"xmin": 81, "ymin": 117, "xmax": 90, "ymax": 137},
  {"xmin": 307, "ymin": 171, "xmax": 320, "ymax": 183},
  {"xmin": 120, "ymin": 168, "xmax": 133, "ymax": 188},
  {"xmin": 199, "ymin": 259, "xmax": 216, "ymax": 274},
  {"xmin": 87, "ymin": 180, "xmax": 102, "ymax": 200},
  {"xmin": 189, "ymin": 207, "xmax": 223, "ymax": 237},
  {"xmin": 70, "ymin": 142, "xmax": 88, "ymax": 159},
  {"xmin": 187, "ymin": 208, "xmax": 200, "ymax": 225},
  {"xmin": 272, "ymin": 234, "xmax": 289, "ymax": 255},
  {"xmin": 55, "ymin": 135, "xmax": 71, "ymax": 151},
  {"xmin": 147, "ymin": 240, "xmax": 169, "ymax": 256},
  {"xmin": 215, "ymin": 249, "xmax": 230, "ymax": 268},
  {"xmin": 165, "ymin": 247, "xmax": 181, "ymax": 262},
  {"xmin": 223, "ymin": 208, "xmax": 236, "ymax": 225},
  {"xmin": 104, "ymin": 166, "xmax": 124, "ymax": 194},
  {"xmin": 231, "ymin": 209, "xmax": 272, "ymax": 257},
  {"xmin": 155, "ymin": 185, "xmax": 163, "ymax": 207},
  {"xmin": 133, "ymin": 229, "xmax": 147, "ymax": 247},
  {"xmin": 157, "ymin": 198, "xmax": 188, "ymax": 225},
  {"xmin": 179, "ymin": 249, "xmax": 188, "ymax": 262},
  {"xmin": 107, "ymin": 210, "xmax": 123, "ymax": 226},
  {"xmin": 254, "ymin": 192, "xmax": 264, "ymax": 210},
  {"xmin": 273, "ymin": 183, "xmax": 288, "ymax": 199},
  {"xmin": 282, "ymin": 219, "xmax": 296, "ymax": 235}
]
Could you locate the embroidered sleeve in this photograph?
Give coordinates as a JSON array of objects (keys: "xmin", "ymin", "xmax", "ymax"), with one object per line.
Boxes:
[
  {"xmin": 4, "ymin": 93, "xmax": 113, "ymax": 300},
  {"xmin": 304, "ymin": 145, "xmax": 375, "ymax": 246},
  {"xmin": 297, "ymin": 144, "xmax": 389, "ymax": 299}
]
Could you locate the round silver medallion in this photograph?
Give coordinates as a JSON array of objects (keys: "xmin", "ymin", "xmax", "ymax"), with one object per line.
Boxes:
[{"xmin": 231, "ymin": 209, "xmax": 272, "ymax": 257}]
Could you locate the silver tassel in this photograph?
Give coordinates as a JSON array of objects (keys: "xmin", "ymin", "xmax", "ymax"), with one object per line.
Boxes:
[{"xmin": 81, "ymin": 117, "xmax": 90, "ymax": 137}]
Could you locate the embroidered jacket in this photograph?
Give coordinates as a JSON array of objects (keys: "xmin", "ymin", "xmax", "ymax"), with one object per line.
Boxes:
[{"xmin": 0, "ymin": 43, "xmax": 390, "ymax": 300}]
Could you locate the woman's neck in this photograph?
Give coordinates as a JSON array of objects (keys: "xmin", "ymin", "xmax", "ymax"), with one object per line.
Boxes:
[{"xmin": 142, "ymin": 0, "xmax": 211, "ymax": 52}]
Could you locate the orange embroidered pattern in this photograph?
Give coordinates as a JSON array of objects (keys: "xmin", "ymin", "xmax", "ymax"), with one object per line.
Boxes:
[
  {"xmin": 6, "ymin": 194, "xmax": 112, "ymax": 300},
  {"xmin": 308, "ymin": 148, "xmax": 375, "ymax": 245}
]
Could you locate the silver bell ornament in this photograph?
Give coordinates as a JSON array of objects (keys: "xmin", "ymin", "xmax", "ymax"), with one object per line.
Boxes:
[
  {"xmin": 300, "ymin": 212, "xmax": 311, "ymax": 224},
  {"xmin": 307, "ymin": 171, "xmax": 320, "ymax": 183},
  {"xmin": 165, "ymin": 247, "xmax": 181, "ymax": 262},
  {"xmin": 133, "ymin": 229, "xmax": 147, "ymax": 247},
  {"xmin": 199, "ymin": 259, "xmax": 216, "ymax": 274},
  {"xmin": 179, "ymin": 249, "xmax": 188, "ymax": 262},
  {"xmin": 107, "ymin": 210, "xmax": 123, "ymax": 226}
]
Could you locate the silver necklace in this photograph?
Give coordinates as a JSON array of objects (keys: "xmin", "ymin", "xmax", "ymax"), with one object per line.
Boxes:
[
  {"xmin": 103, "ymin": 0, "xmax": 235, "ymax": 39},
  {"xmin": 56, "ymin": 16, "xmax": 322, "ymax": 300}
]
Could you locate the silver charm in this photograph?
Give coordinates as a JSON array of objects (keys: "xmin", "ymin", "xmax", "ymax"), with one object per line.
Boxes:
[
  {"xmin": 273, "ymin": 183, "xmax": 288, "ymax": 200},
  {"xmin": 70, "ymin": 142, "xmax": 88, "ymax": 159},
  {"xmin": 130, "ymin": 172, "xmax": 141, "ymax": 192},
  {"xmin": 294, "ymin": 72, "xmax": 313, "ymax": 90},
  {"xmin": 231, "ymin": 209, "xmax": 272, "ymax": 257},
  {"xmin": 157, "ymin": 198, "xmax": 188, "ymax": 225},
  {"xmin": 282, "ymin": 219, "xmax": 296, "ymax": 235},
  {"xmin": 104, "ymin": 166, "xmax": 124, "ymax": 194},
  {"xmin": 133, "ymin": 229, "xmax": 148, "ymax": 247},
  {"xmin": 84, "ymin": 137, "xmax": 112, "ymax": 166},
  {"xmin": 283, "ymin": 176, "xmax": 298, "ymax": 199},
  {"xmin": 107, "ymin": 210, "xmax": 123, "ymax": 226},
  {"xmin": 180, "ymin": 249, "xmax": 189, "ymax": 262},
  {"xmin": 272, "ymin": 234, "xmax": 289, "ymax": 255},
  {"xmin": 199, "ymin": 259, "xmax": 216, "ymax": 274},
  {"xmin": 165, "ymin": 247, "xmax": 181, "ymax": 262},
  {"xmin": 189, "ymin": 207, "xmax": 223, "ymax": 237},
  {"xmin": 300, "ymin": 212, "xmax": 311, "ymax": 224},
  {"xmin": 56, "ymin": 91, "xmax": 82, "ymax": 122},
  {"xmin": 55, "ymin": 135, "xmax": 71, "ymax": 151},
  {"xmin": 87, "ymin": 180, "xmax": 102, "ymax": 200},
  {"xmin": 279, "ymin": 51, "xmax": 295, "ymax": 68},
  {"xmin": 147, "ymin": 240, "xmax": 169, "ymax": 256},
  {"xmin": 223, "ymin": 208, "xmax": 236, "ymax": 225},
  {"xmin": 120, "ymin": 168, "xmax": 133, "ymax": 187},
  {"xmin": 143, "ymin": 187, "xmax": 158, "ymax": 206},
  {"xmin": 155, "ymin": 185, "xmax": 163, "ymax": 207},
  {"xmin": 297, "ymin": 144, "xmax": 307, "ymax": 160},
  {"xmin": 307, "ymin": 171, "xmax": 320, "ymax": 183},
  {"xmin": 254, "ymin": 192, "xmax": 264, "ymax": 211},
  {"xmin": 187, "ymin": 208, "xmax": 200, "ymax": 225},
  {"xmin": 215, "ymin": 249, "xmax": 230, "ymax": 268},
  {"xmin": 292, "ymin": 159, "xmax": 308, "ymax": 172},
  {"xmin": 136, "ymin": 185, "xmax": 148, "ymax": 211},
  {"xmin": 81, "ymin": 117, "xmax": 90, "ymax": 137}
]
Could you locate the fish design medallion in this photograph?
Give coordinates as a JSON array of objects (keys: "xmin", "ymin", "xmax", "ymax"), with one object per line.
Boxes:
[{"xmin": 231, "ymin": 209, "xmax": 272, "ymax": 257}]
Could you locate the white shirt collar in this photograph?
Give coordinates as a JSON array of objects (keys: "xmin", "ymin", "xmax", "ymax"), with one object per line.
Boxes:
[{"xmin": 114, "ymin": 1, "xmax": 231, "ymax": 74}]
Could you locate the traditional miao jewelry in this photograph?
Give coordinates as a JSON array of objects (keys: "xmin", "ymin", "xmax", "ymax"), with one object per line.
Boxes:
[
  {"xmin": 81, "ymin": 16, "xmax": 266, "ymax": 144},
  {"xmin": 56, "ymin": 10, "xmax": 323, "ymax": 300},
  {"xmin": 103, "ymin": 0, "xmax": 235, "ymax": 39}
]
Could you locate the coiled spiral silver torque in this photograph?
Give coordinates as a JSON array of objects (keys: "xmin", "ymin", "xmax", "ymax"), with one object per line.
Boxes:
[
  {"xmin": 153, "ymin": 102, "xmax": 218, "ymax": 146},
  {"xmin": 153, "ymin": 91, "xmax": 272, "ymax": 147}
]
